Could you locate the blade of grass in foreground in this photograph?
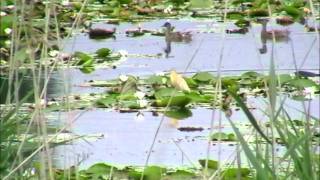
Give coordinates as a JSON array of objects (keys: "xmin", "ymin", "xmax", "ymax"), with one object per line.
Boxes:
[
  {"xmin": 228, "ymin": 89, "xmax": 272, "ymax": 144},
  {"xmin": 227, "ymin": 118, "xmax": 275, "ymax": 180}
]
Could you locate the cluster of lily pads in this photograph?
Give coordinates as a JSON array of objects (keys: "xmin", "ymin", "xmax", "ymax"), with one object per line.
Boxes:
[
  {"xmin": 88, "ymin": 71, "xmax": 319, "ymax": 111},
  {"xmin": 29, "ymin": 160, "xmax": 252, "ymax": 180}
]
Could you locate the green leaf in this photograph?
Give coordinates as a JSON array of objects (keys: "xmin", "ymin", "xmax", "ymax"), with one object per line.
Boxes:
[
  {"xmin": 226, "ymin": 11, "xmax": 244, "ymax": 20},
  {"xmin": 144, "ymin": 166, "xmax": 166, "ymax": 180},
  {"xmin": 0, "ymin": 15, "xmax": 13, "ymax": 36},
  {"xmin": 164, "ymin": 108, "xmax": 192, "ymax": 119},
  {"xmin": 96, "ymin": 94, "xmax": 118, "ymax": 107},
  {"xmin": 192, "ymin": 72, "xmax": 215, "ymax": 82},
  {"xmin": 241, "ymin": 71, "xmax": 262, "ymax": 79},
  {"xmin": 287, "ymin": 78, "xmax": 317, "ymax": 89},
  {"xmin": 118, "ymin": 0, "xmax": 132, "ymax": 5},
  {"xmin": 96, "ymin": 48, "xmax": 112, "ymax": 58},
  {"xmin": 154, "ymin": 88, "xmax": 184, "ymax": 99},
  {"xmin": 235, "ymin": 19, "xmax": 251, "ymax": 28},
  {"xmin": 155, "ymin": 96, "xmax": 191, "ymax": 107},
  {"xmin": 117, "ymin": 92, "xmax": 137, "ymax": 101},
  {"xmin": 278, "ymin": 74, "xmax": 293, "ymax": 85},
  {"xmin": 146, "ymin": 75, "xmax": 167, "ymax": 85},
  {"xmin": 186, "ymin": 92, "xmax": 213, "ymax": 103},
  {"xmin": 210, "ymin": 132, "xmax": 236, "ymax": 141},
  {"xmin": 228, "ymin": 89, "xmax": 272, "ymax": 144},
  {"xmin": 184, "ymin": 77, "xmax": 198, "ymax": 88},
  {"xmin": 283, "ymin": 6, "xmax": 302, "ymax": 19},
  {"xmin": 74, "ymin": 51, "xmax": 93, "ymax": 66},
  {"xmin": 222, "ymin": 168, "xmax": 251, "ymax": 179},
  {"xmin": 198, "ymin": 159, "xmax": 218, "ymax": 170},
  {"xmin": 120, "ymin": 100, "xmax": 141, "ymax": 109},
  {"xmin": 86, "ymin": 163, "xmax": 113, "ymax": 175},
  {"xmin": 248, "ymin": 9, "xmax": 269, "ymax": 17},
  {"xmin": 189, "ymin": 0, "xmax": 213, "ymax": 9},
  {"xmin": 210, "ymin": 132, "xmax": 229, "ymax": 141},
  {"xmin": 80, "ymin": 66, "xmax": 95, "ymax": 74},
  {"xmin": 165, "ymin": 169, "xmax": 197, "ymax": 179}
]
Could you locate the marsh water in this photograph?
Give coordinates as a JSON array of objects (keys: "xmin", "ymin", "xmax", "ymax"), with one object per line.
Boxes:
[{"xmin": 6, "ymin": 19, "xmax": 319, "ymax": 168}]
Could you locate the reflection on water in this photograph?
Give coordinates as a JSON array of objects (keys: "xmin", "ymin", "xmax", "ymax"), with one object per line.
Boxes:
[
  {"xmin": 50, "ymin": 95, "xmax": 319, "ymax": 169},
  {"xmin": 258, "ymin": 18, "xmax": 291, "ymax": 54}
]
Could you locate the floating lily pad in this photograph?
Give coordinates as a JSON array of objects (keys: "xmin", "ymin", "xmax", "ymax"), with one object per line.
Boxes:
[
  {"xmin": 198, "ymin": 159, "xmax": 219, "ymax": 170},
  {"xmin": 210, "ymin": 132, "xmax": 237, "ymax": 141},
  {"xmin": 95, "ymin": 48, "xmax": 112, "ymax": 58},
  {"xmin": 164, "ymin": 169, "xmax": 197, "ymax": 179},
  {"xmin": 186, "ymin": 91, "xmax": 213, "ymax": 103},
  {"xmin": 154, "ymin": 88, "xmax": 184, "ymax": 99},
  {"xmin": 129, "ymin": 166, "xmax": 166, "ymax": 180},
  {"xmin": 146, "ymin": 75, "xmax": 167, "ymax": 85},
  {"xmin": 222, "ymin": 168, "xmax": 251, "ymax": 179},
  {"xmin": 96, "ymin": 94, "xmax": 118, "ymax": 108},
  {"xmin": 86, "ymin": 163, "xmax": 115, "ymax": 178},
  {"xmin": 192, "ymin": 72, "xmax": 215, "ymax": 82},
  {"xmin": 288, "ymin": 78, "xmax": 317, "ymax": 89},
  {"xmin": 155, "ymin": 96, "xmax": 191, "ymax": 107},
  {"xmin": 164, "ymin": 108, "xmax": 192, "ymax": 119}
]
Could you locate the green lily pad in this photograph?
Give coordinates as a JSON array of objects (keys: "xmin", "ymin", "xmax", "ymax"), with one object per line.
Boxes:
[
  {"xmin": 165, "ymin": 169, "xmax": 197, "ymax": 179},
  {"xmin": 0, "ymin": 15, "xmax": 13, "ymax": 36},
  {"xmin": 192, "ymin": 72, "xmax": 215, "ymax": 82},
  {"xmin": 96, "ymin": 48, "xmax": 112, "ymax": 58},
  {"xmin": 164, "ymin": 108, "xmax": 192, "ymax": 120},
  {"xmin": 282, "ymin": 6, "xmax": 302, "ymax": 20},
  {"xmin": 80, "ymin": 66, "xmax": 95, "ymax": 74},
  {"xmin": 222, "ymin": 168, "xmax": 251, "ymax": 179},
  {"xmin": 186, "ymin": 91, "xmax": 213, "ymax": 103},
  {"xmin": 288, "ymin": 78, "xmax": 317, "ymax": 89},
  {"xmin": 198, "ymin": 159, "xmax": 218, "ymax": 170},
  {"xmin": 226, "ymin": 11, "xmax": 244, "ymax": 20},
  {"xmin": 210, "ymin": 132, "xmax": 237, "ymax": 141},
  {"xmin": 155, "ymin": 96, "xmax": 191, "ymax": 107},
  {"xmin": 184, "ymin": 77, "xmax": 199, "ymax": 88},
  {"xmin": 96, "ymin": 94, "xmax": 118, "ymax": 107},
  {"xmin": 129, "ymin": 166, "xmax": 166, "ymax": 180},
  {"xmin": 146, "ymin": 75, "xmax": 167, "ymax": 85},
  {"xmin": 86, "ymin": 163, "xmax": 114, "ymax": 176},
  {"xmin": 154, "ymin": 88, "xmax": 184, "ymax": 99},
  {"xmin": 73, "ymin": 51, "xmax": 93, "ymax": 66},
  {"xmin": 278, "ymin": 74, "xmax": 293, "ymax": 85}
]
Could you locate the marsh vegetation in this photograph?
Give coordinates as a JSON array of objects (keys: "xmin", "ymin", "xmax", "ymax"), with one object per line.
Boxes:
[{"xmin": 0, "ymin": 0, "xmax": 319, "ymax": 179}]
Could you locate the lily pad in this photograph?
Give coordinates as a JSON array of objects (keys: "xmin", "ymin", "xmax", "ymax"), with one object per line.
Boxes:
[
  {"xmin": 164, "ymin": 169, "xmax": 197, "ymax": 179},
  {"xmin": 192, "ymin": 72, "xmax": 215, "ymax": 82},
  {"xmin": 164, "ymin": 108, "xmax": 192, "ymax": 120},
  {"xmin": 288, "ymin": 78, "xmax": 317, "ymax": 89},
  {"xmin": 129, "ymin": 166, "xmax": 166, "ymax": 180},
  {"xmin": 96, "ymin": 94, "xmax": 118, "ymax": 108},
  {"xmin": 155, "ymin": 96, "xmax": 191, "ymax": 107},
  {"xmin": 198, "ymin": 159, "xmax": 218, "ymax": 170},
  {"xmin": 222, "ymin": 168, "xmax": 251, "ymax": 179},
  {"xmin": 95, "ymin": 48, "xmax": 112, "ymax": 58}
]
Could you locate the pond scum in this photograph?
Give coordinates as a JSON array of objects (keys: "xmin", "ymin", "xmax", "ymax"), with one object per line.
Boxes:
[{"xmin": 0, "ymin": 0, "xmax": 319, "ymax": 179}]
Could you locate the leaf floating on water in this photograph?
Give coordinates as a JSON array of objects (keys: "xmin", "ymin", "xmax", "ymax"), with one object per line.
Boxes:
[
  {"xmin": 192, "ymin": 72, "xmax": 215, "ymax": 83},
  {"xmin": 164, "ymin": 108, "xmax": 192, "ymax": 120},
  {"xmin": 198, "ymin": 159, "xmax": 219, "ymax": 170},
  {"xmin": 222, "ymin": 168, "xmax": 251, "ymax": 179}
]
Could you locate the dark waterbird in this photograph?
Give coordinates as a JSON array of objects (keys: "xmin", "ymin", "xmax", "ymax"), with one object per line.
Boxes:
[
  {"xmin": 295, "ymin": 71, "xmax": 320, "ymax": 77},
  {"xmin": 162, "ymin": 22, "xmax": 192, "ymax": 43},
  {"xmin": 88, "ymin": 27, "xmax": 116, "ymax": 39}
]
